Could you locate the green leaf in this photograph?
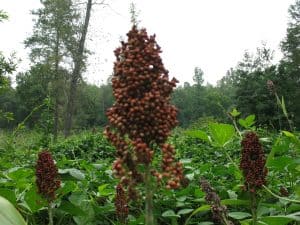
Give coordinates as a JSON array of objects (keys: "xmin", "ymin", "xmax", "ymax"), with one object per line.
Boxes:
[
  {"xmin": 282, "ymin": 131, "xmax": 295, "ymax": 138},
  {"xmin": 0, "ymin": 196, "xmax": 27, "ymax": 225},
  {"xmin": 24, "ymin": 185, "xmax": 47, "ymax": 212},
  {"xmin": 228, "ymin": 212, "xmax": 252, "ymax": 220},
  {"xmin": 0, "ymin": 189, "xmax": 16, "ymax": 205},
  {"xmin": 59, "ymin": 168, "xmax": 85, "ymax": 180},
  {"xmin": 7, "ymin": 167, "xmax": 32, "ymax": 181},
  {"xmin": 185, "ymin": 130, "xmax": 210, "ymax": 143},
  {"xmin": 227, "ymin": 190, "xmax": 237, "ymax": 199},
  {"xmin": 221, "ymin": 199, "xmax": 250, "ymax": 206},
  {"xmin": 177, "ymin": 208, "xmax": 193, "ymax": 215},
  {"xmin": 230, "ymin": 108, "xmax": 241, "ymax": 117},
  {"xmin": 238, "ymin": 115, "xmax": 255, "ymax": 129},
  {"xmin": 281, "ymin": 96, "xmax": 288, "ymax": 117},
  {"xmin": 267, "ymin": 156, "xmax": 294, "ymax": 171},
  {"xmin": 57, "ymin": 181, "xmax": 77, "ymax": 197},
  {"xmin": 259, "ymin": 213, "xmax": 300, "ymax": 225},
  {"xmin": 98, "ymin": 184, "xmax": 114, "ymax": 197},
  {"xmin": 208, "ymin": 123, "xmax": 235, "ymax": 147},
  {"xmin": 245, "ymin": 114, "xmax": 255, "ymax": 126},
  {"xmin": 59, "ymin": 200, "xmax": 86, "ymax": 216},
  {"xmin": 162, "ymin": 210, "xmax": 180, "ymax": 218}
]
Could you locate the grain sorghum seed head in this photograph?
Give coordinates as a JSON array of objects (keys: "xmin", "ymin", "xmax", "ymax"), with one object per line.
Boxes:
[
  {"xmin": 35, "ymin": 150, "xmax": 60, "ymax": 202},
  {"xmin": 105, "ymin": 25, "xmax": 182, "ymax": 202},
  {"xmin": 240, "ymin": 132, "xmax": 267, "ymax": 192}
]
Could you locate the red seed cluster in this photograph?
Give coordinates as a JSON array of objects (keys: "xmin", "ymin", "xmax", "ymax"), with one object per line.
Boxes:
[
  {"xmin": 115, "ymin": 183, "xmax": 129, "ymax": 223},
  {"xmin": 105, "ymin": 25, "xmax": 182, "ymax": 198},
  {"xmin": 160, "ymin": 143, "xmax": 183, "ymax": 189},
  {"xmin": 200, "ymin": 179, "xmax": 233, "ymax": 225},
  {"xmin": 35, "ymin": 150, "xmax": 61, "ymax": 202},
  {"xmin": 106, "ymin": 25, "xmax": 178, "ymax": 145},
  {"xmin": 240, "ymin": 132, "xmax": 267, "ymax": 191}
]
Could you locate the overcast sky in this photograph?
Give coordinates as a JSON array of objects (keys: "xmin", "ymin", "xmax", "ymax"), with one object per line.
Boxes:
[{"xmin": 0, "ymin": 0, "xmax": 295, "ymax": 86}]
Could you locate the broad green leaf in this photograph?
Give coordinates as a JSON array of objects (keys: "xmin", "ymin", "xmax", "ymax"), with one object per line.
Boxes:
[
  {"xmin": 183, "ymin": 205, "xmax": 210, "ymax": 225},
  {"xmin": 98, "ymin": 184, "xmax": 114, "ymax": 197},
  {"xmin": 227, "ymin": 190, "xmax": 237, "ymax": 199},
  {"xmin": 260, "ymin": 213, "xmax": 300, "ymax": 225},
  {"xmin": 245, "ymin": 115, "xmax": 255, "ymax": 126},
  {"xmin": 59, "ymin": 200, "xmax": 86, "ymax": 216},
  {"xmin": 177, "ymin": 208, "xmax": 193, "ymax": 215},
  {"xmin": 267, "ymin": 156, "xmax": 294, "ymax": 171},
  {"xmin": 198, "ymin": 222, "xmax": 214, "ymax": 225},
  {"xmin": 238, "ymin": 115, "xmax": 255, "ymax": 129},
  {"xmin": 185, "ymin": 130, "xmax": 210, "ymax": 143},
  {"xmin": 7, "ymin": 167, "xmax": 32, "ymax": 181},
  {"xmin": 190, "ymin": 204, "xmax": 210, "ymax": 216},
  {"xmin": 162, "ymin": 209, "xmax": 180, "ymax": 218},
  {"xmin": 221, "ymin": 199, "xmax": 250, "ymax": 206},
  {"xmin": 24, "ymin": 185, "xmax": 47, "ymax": 212},
  {"xmin": 194, "ymin": 189, "xmax": 205, "ymax": 198},
  {"xmin": 57, "ymin": 181, "xmax": 77, "ymax": 197},
  {"xmin": 0, "ymin": 196, "xmax": 27, "ymax": 225},
  {"xmin": 228, "ymin": 212, "xmax": 252, "ymax": 220},
  {"xmin": 208, "ymin": 123, "xmax": 235, "ymax": 147},
  {"xmin": 59, "ymin": 168, "xmax": 85, "ymax": 180},
  {"xmin": 230, "ymin": 108, "xmax": 241, "ymax": 117},
  {"xmin": 180, "ymin": 159, "xmax": 192, "ymax": 164},
  {"xmin": 240, "ymin": 219, "xmax": 266, "ymax": 225},
  {"xmin": 282, "ymin": 131, "xmax": 295, "ymax": 138},
  {"xmin": 69, "ymin": 192, "xmax": 87, "ymax": 206},
  {"xmin": 0, "ymin": 189, "xmax": 16, "ymax": 205},
  {"xmin": 282, "ymin": 131, "xmax": 300, "ymax": 150}
]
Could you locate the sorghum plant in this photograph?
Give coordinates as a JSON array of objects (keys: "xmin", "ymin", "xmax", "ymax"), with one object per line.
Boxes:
[
  {"xmin": 36, "ymin": 150, "xmax": 60, "ymax": 225},
  {"xmin": 200, "ymin": 179, "xmax": 233, "ymax": 225},
  {"xmin": 105, "ymin": 25, "xmax": 183, "ymax": 224},
  {"xmin": 240, "ymin": 132, "xmax": 267, "ymax": 224}
]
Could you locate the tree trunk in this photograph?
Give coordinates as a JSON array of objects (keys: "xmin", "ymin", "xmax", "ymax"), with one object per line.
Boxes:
[
  {"xmin": 64, "ymin": 0, "xmax": 92, "ymax": 137},
  {"xmin": 53, "ymin": 29, "xmax": 60, "ymax": 142}
]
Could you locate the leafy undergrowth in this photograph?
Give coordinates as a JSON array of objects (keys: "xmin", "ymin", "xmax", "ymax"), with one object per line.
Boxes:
[{"xmin": 0, "ymin": 123, "xmax": 299, "ymax": 225}]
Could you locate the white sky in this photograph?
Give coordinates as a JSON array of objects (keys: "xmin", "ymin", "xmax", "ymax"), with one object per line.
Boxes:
[{"xmin": 0, "ymin": 0, "xmax": 295, "ymax": 86}]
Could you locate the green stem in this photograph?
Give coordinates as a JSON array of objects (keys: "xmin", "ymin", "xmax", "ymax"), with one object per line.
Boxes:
[
  {"xmin": 263, "ymin": 185, "xmax": 300, "ymax": 204},
  {"xmin": 145, "ymin": 164, "xmax": 155, "ymax": 225},
  {"xmin": 223, "ymin": 149, "xmax": 239, "ymax": 172},
  {"xmin": 232, "ymin": 118, "xmax": 242, "ymax": 138},
  {"xmin": 250, "ymin": 192, "xmax": 257, "ymax": 225},
  {"xmin": 48, "ymin": 202, "xmax": 53, "ymax": 225}
]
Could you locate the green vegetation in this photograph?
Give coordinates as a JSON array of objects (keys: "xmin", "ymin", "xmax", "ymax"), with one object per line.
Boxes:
[{"xmin": 0, "ymin": 0, "xmax": 300, "ymax": 225}]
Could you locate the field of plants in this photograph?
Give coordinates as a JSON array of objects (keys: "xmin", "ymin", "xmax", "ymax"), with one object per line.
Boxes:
[{"xmin": 0, "ymin": 114, "xmax": 299, "ymax": 225}]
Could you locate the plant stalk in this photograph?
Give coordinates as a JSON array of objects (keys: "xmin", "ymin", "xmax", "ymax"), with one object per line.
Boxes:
[
  {"xmin": 145, "ymin": 164, "xmax": 155, "ymax": 225},
  {"xmin": 250, "ymin": 192, "xmax": 257, "ymax": 225},
  {"xmin": 48, "ymin": 203, "xmax": 53, "ymax": 225},
  {"xmin": 263, "ymin": 185, "xmax": 300, "ymax": 203}
]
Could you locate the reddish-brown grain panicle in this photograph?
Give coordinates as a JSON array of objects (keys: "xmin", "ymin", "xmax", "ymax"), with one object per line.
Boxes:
[
  {"xmin": 35, "ymin": 150, "xmax": 60, "ymax": 202},
  {"xmin": 105, "ymin": 25, "xmax": 182, "ymax": 205},
  {"xmin": 240, "ymin": 132, "xmax": 268, "ymax": 192}
]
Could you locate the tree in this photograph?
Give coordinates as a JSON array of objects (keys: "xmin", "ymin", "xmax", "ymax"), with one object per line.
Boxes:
[
  {"xmin": 25, "ymin": 0, "xmax": 80, "ymax": 140},
  {"xmin": 193, "ymin": 67, "xmax": 204, "ymax": 87},
  {"xmin": 0, "ymin": 10, "xmax": 17, "ymax": 124},
  {"xmin": 233, "ymin": 46, "xmax": 282, "ymax": 127},
  {"xmin": 64, "ymin": 0, "xmax": 93, "ymax": 137},
  {"xmin": 280, "ymin": 0, "xmax": 300, "ymax": 128}
]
